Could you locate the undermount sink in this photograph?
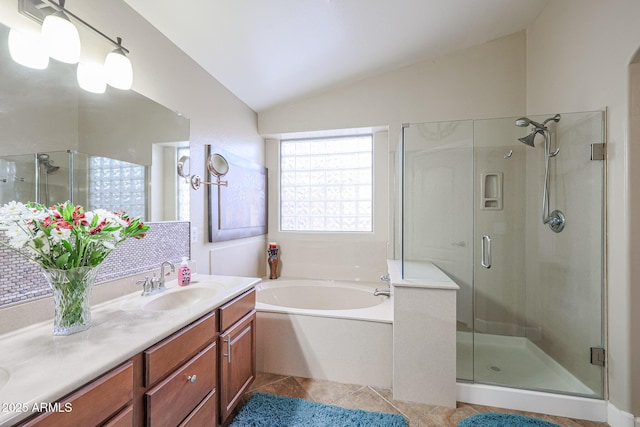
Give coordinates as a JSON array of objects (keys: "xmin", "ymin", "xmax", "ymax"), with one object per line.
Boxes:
[
  {"xmin": 119, "ymin": 286, "xmax": 220, "ymax": 312},
  {"xmin": 142, "ymin": 287, "xmax": 219, "ymax": 312}
]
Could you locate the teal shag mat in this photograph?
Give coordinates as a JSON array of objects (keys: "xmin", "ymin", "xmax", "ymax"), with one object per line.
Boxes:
[
  {"xmin": 230, "ymin": 392, "xmax": 408, "ymax": 427},
  {"xmin": 457, "ymin": 412, "xmax": 561, "ymax": 427}
]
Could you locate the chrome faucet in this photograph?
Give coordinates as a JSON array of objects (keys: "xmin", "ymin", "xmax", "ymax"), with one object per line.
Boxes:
[
  {"xmin": 135, "ymin": 261, "xmax": 176, "ymax": 296},
  {"xmin": 374, "ymin": 273, "xmax": 391, "ymax": 297},
  {"xmin": 155, "ymin": 260, "xmax": 175, "ymax": 291},
  {"xmin": 136, "ymin": 276, "xmax": 153, "ymax": 296}
]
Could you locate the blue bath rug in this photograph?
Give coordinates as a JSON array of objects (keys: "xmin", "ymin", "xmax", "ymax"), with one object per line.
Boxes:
[
  {"xmin": 457, "ymin": 412, "xmax": 561, "ymax": 427},
  {"xmin": 230, "ymin": 392, "xmax": 408, "ymax": 427}
]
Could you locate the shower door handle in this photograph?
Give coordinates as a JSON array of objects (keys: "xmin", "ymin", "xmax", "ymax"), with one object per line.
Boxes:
[{"xmin": 481, "ymin": 235, "xmax": 492, "ymax": 269}]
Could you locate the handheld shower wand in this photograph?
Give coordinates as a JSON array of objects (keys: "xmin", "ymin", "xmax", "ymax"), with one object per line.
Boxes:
[{"xmin": 514, "ymin": 114, "xmax": 565, "ymax": 232}]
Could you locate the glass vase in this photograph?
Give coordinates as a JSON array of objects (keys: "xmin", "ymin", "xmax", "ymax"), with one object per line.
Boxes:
[{"xmin": 42, "ymin": 266, "xmax": 99, "ymax": 336}]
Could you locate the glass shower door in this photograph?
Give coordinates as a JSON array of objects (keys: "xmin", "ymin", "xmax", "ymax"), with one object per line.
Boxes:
[
  {"xmin": 402, "ymin": 120, "xmax": 475, "ymax": 381},
  {"xmin": 473, "ymin": 112, "xmax": 605, "ymax": 397},
  {"xmin": 402, "ymin": 111, "xmax": 605, "ymax": 398}
]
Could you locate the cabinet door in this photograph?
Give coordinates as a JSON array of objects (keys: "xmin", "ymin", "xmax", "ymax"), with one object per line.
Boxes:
[
  {"xmin": 219, "ymin": 311, "xmax": 256, "ymax": 423},
  {"xmin": 18, "ymin": 361, "xmax": 133, "ymax": 427}
]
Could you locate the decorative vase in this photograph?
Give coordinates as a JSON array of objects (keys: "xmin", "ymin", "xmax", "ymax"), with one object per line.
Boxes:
[
  {"xmin": 267, "ymin": 247, "xmax": 279, "ymax": 280},
  {"xmin": 42, "ymin": 266, "xmax": 99, "ymax": 336}
]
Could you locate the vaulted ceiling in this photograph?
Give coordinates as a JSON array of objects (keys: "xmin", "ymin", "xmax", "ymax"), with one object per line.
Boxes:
[{"xmin": 124, "ymin": 0, "xmax": 548, "ymax": 112}]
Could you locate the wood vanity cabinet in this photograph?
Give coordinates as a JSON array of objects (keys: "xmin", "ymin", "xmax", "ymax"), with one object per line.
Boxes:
[
  {"xmin": 218, "ymin": 289, "xmax": 256, "ymax": 424},
  {"xmin": 15, "ymin": 286, "xmax": 257, "ymax": 427},
  {"xmin": 18, "ymin": 361, "xmax": 134, "ymax": 427},
  {"xmin": 143, "ymin": 311, "xmax": 218, "ymax": 427}
]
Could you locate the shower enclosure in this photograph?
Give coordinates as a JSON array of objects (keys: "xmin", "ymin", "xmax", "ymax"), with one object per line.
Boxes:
[
  {"xmin": 0, "ymin": 151, "xmax": 147, "ymax": 220},
  {"xmin": 401, "ymin": 111, "xmax": 605, "ymax": 398}
]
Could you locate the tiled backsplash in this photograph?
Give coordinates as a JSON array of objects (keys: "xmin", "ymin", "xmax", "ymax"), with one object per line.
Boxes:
[{"xmin": 0, "ymin": 221, "xmax": 190, "ymax": 307}]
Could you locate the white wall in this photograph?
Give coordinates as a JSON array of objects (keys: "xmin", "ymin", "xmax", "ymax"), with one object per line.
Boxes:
[
  {"xmin": 259, "ymin": 30, "xmax": 527, "ymax": 139},
  {"xmin": 259, "ymin": 5, "xmax": 640, "ymax": 416},
  {"xmin": 0, "ymin": 0, "xmax": 266, "ymax": 279},
  {"xmin": 526, "ymin": 0, "xmax": 640, "ymax": 415},
  {"xmin": 260, "ymin": 32, "xmax": 527, "ymax": 280}
]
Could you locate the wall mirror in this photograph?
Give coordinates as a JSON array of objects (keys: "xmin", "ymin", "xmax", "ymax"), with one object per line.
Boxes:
[{"xmin": 0, "ymin": 21, "xmax": 191, "ymax": 221}]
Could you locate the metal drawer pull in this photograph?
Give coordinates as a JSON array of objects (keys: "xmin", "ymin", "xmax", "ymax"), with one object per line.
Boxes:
[
  {"xmin": 481, "ymin": 235, "xmax": 492, "ymax": 269},
  {"xmin": 187, "ymin": 374, "xmax": 197, "ymax": 383},
  {"xmin": 223, "ymin": 336, "xmax": 232, "ymax": 364}
]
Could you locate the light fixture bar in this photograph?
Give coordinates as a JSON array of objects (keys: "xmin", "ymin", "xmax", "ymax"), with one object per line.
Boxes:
[{"xmin": 18, "ymin": 0, "xmax": 129, "ymax": 54}]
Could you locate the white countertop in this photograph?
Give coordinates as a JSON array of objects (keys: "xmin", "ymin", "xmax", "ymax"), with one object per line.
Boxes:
[
  {"xmin": 387, "ymin": 259, "xmax": 460, "ymax": 290},
  {"xmin": 0, "ymin": 274, "xmax": 260, "ymax": 426}
]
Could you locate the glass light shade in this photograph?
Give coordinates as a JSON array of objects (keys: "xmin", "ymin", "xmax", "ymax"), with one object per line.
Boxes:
[
  {"xmin": 41, "ymin": 11, "xmax": 81, "ymax": 64},
  {"xmin": 8, "ymin": 28, "xmax": 49, "ymax": 69},
  {"xmin": 77, "ymin": 62, "xmax": 106, "ymax": 94},
  {"xmin": 104, "ymin": 49, "xmax": 133, "ymax": 90}
]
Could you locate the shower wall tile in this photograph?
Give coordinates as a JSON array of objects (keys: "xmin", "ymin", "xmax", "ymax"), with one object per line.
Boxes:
[{"xmin": 0, "ymin": 221, "xmax": 190, "ymax": 308}]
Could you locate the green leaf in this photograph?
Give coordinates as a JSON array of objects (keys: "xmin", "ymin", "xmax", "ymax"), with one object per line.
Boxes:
[{"xmin": 55, "ymin": 253, "xmax": 70, "ymax": 268}]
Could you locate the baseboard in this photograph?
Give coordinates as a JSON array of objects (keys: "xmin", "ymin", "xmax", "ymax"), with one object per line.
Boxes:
[
  {"xmin": 456, "ymin": 382, "xmax": 607, "ymax": 422},
  {"xmin": 606, "ymin": 402, "xmax": 638, "ymax": 427}
]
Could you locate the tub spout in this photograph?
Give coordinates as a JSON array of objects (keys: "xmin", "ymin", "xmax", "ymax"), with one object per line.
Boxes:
[{"xmin": 374, "ymin": 288, "xmax": 391, "ymax": 297}]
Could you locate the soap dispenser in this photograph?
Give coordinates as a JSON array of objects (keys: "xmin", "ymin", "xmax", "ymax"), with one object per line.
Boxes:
[{"xmin": 178, "ymin": 257, "xmax": 191, "ymax": 286}]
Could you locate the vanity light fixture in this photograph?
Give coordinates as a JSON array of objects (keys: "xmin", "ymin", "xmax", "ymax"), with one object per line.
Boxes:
[
  {"xmin": 104, "ymin": 37, "xmax": 133, "ymax": 90},
  {"xmin": 16, "ymin": 0, "xmax": 133, "ymax": 91},
  {"xmin": 7, "ymin": 28, "xmax": 49, "ymax": 69},
  {"xmin": 76, "ymin": 62, "xmax": 106, "ymax": 94},
  {"xmin": 40, "ymin": 0, "xmax": 80, "ymax": 64}
]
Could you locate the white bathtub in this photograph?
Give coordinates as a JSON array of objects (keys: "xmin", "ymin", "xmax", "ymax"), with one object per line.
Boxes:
[{"xmin": 255, "ymin": 278, "xmax": 393, "ymax": 388}]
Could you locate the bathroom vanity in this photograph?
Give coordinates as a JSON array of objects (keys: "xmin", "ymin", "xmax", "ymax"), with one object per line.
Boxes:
[{"xmin": 0, "ymin": 275, "xmax": 259, "ymax": 427}]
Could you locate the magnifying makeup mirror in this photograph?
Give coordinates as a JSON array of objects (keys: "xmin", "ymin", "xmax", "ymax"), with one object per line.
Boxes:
[
  {"xmin": 177, "ymin": 155, "xmax": 190, "ymax": 179},
  {"xmin": 207, "ymin": 153, "xmax": 229, "ymax": 177},
  {"xmin": 188, "ymin": 153, "xmax": 229, "ymax": 190}
]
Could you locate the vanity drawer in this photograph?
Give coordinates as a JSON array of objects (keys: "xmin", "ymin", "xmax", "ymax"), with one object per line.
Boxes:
[
  {"xmin": 20, "ymin": 361, "xmax": 133, "ymax": 427},
  {"xmin": 103, "ymin": 404, "xmax": 133, "ymax": 427},
  {"xmin": 144, "ymin": 311, "xmax": 216, "ymax": 386},
  {"xmin": 145, "ymin": 342, "xmax": 217, "ymax": 427},
  {"xmin": 219, "ymin": 289, "xmax": 255, "ymax": 332},
  {"xmin": 178, "ymin": 388, "xmax": 217, "ymax": 427}
]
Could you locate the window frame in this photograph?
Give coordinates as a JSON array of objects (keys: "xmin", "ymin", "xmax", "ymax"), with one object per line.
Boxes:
[{"xmin": 278, "ymin": 134, "xmax": 374, "ymax": 234}]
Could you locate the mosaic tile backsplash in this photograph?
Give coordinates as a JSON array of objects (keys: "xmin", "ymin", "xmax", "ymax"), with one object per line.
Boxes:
[{"xmin": 0, "ymin": 221, "xmax": 190, "ymax": 307}]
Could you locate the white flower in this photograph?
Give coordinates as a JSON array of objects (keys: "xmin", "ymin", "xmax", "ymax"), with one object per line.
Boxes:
[
  {"xmin": 50, "ymin": 226, "xmax": 71, "ymax": 243},
  {"xmin": 101, "ymin": 240, "xmax": 115, "ymax": 250},
  {"xmin": 0, "ymin": 201, "xmax": 28, "ymax": 222},
  {"xmin": 5, "ymin": 223, "xmax": 30, "ymax": 249}
]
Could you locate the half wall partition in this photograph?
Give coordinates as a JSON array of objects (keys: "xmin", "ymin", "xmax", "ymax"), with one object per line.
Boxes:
[{"xmin": 402, "ymin": 111, "xmax": 605, "ymax": 398}]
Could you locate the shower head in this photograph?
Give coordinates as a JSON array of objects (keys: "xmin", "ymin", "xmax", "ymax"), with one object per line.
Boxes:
[
  {"xmin": 515, "ymin": 114, "xmax": 561, "ymax": 147},
  {"xmin": 37, "ymin": 153, "xmax": 60, "ymax": 174},
  {"xmin": 515, "ymin": 117, "xmax": 545, "ymax": 129},
  {"xmin": 44, "ymin": 163, "xmax": 60, "ymax": 174},
  {"xmin": 518, "ymin": 132, "xmax": 538, "ymax": 147}
]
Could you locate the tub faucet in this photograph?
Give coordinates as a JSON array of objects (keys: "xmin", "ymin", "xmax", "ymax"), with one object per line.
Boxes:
[
  {"xmin": 374, "ymin": 288, "xmax": 391, "ymax": 297},
  {"xmin": 374, "ymin": 273, "xmax": 391, "ymax": 296}
]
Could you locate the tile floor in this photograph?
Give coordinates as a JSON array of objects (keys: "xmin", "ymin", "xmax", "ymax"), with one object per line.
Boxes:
[{"xmin": 238, "ymin": 372, "xmax": 609, "ymax": 427}]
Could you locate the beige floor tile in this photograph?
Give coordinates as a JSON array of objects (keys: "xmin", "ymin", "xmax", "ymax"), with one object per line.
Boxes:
[
  {"xmin": 333, "ymin": 386, "xmax": 404, "ymax": 416},
  {"xmin": 248, "ymin": 376, "xmax": 312, "ymax": 400},
  {"xmin": 293, "ymin": 376, "xmax": 363, "ymax": 404},
  {"xmin": 371, "ymin": 386, "xmax": 438, "ymax": 420},
  {"xmin": 249, "ymin": 372, "xmax": 289, "ymax": 391},
  {"xmin": 245, "ymin": 373, "xmax": 609, "ymax": 427},
  {"xmin": 416, "ymin": 403, "xmax": 478, "ymax": 427}
]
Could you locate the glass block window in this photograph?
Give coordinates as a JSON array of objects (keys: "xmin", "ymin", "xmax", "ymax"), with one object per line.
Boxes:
[
  {"xmin": 280, "ymin": 135, "xmax": 373, "ymax": 232},
  {"xmin": 89, "ymin": 156, "xmax": 147, "ymax": 220},
  {"xmin": 177, "ymin": 147, "xmax": 190, "ymax": 221}
]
